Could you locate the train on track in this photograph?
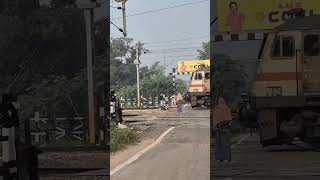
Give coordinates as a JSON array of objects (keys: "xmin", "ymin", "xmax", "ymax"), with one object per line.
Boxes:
[
  {"xmin": 188, "ymin": 66, "xmax": 210, "ymax": 108},
  {"xmin": 239, "ymin": 12, "xmax": 320, "ymax": 147}
]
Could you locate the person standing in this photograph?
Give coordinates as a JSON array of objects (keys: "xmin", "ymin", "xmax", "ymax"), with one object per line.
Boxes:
[
  {"xmin": 160, "ymin": 94, "xmax": 165, "ymax": 110},
  {"xmin": 213, "ymin": 97, "xmax": 233, "ymax": 162},
  {"xmin": 176, "ymin": 92, "xmax": 183, "ymax": 113},
  {"xmin": 171, "ymin": 95, "xmax": 176, "ymax": 107}
]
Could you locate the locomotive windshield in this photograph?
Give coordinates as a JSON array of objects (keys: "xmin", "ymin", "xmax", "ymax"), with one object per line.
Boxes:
[{"xmin": 195, "ymin": 73, "xmax": 203, "ymax": 80}]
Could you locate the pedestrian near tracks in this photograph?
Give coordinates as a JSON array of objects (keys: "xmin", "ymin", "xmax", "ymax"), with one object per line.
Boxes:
[
  {"xmin": 213, "ymin": 97, "xmax": 232, "ymax": 162},
  {"xmin": 176, "ymin": 92, "xmax": 183, "ymax": 113}
]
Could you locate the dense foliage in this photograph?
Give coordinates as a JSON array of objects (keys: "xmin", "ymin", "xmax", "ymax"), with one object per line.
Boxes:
[
  {"xmin": 0, "ymin": 2, "xmax": 108, "ymax": 118},
  {"xmin": 110, "ymin": 37, "xmax": 188, "ymax": 99},
  {"xmin": 212, "ymin": 54, "xmax": 248, "ymax": 108}
]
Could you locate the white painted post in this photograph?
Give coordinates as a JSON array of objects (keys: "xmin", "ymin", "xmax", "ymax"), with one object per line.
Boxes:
[{"xmin": 2, "ymin": 127, "xmax": 17, "ymax": 174}]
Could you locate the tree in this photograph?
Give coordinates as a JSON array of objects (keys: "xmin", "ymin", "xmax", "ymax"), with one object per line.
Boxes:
[
  {"xmin": 0, "ymin": 3, "xmax": 109, "ymax": 117},
  {"xmin": 175, "ymin": 79, "xmax": 188, "ymax": 94},
  {"xmin": 212, "ymin": 54, "xmax": 247, "ymax": 108},
  {"xmin": 114, "ymin": 59, "xmax": 188, "ymax": 99},
  {"xmin": 110, "ymin": 37, "xmax": 149, "ymax": 89},
  {"xmin": 197, "ymin": 42, "xmax": 210, "ymax": 60}
]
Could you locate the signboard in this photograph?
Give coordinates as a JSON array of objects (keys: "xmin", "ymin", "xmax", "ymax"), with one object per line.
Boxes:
[
  {"xmin": 217, "ymin": 0, "xmax": 320, "ymax": 32},
  {"xmin": 177, "ymin": 59, "xmax": 210, "ymax": 73}
]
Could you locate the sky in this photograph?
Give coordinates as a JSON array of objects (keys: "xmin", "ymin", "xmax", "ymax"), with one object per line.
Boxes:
[{"xmin": 109, "ymin": 0, "xmax": 210, "ymax": 79}]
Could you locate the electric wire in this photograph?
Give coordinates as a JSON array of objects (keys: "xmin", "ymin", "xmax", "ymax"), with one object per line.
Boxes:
[
  {"xmin": 112, "ymin": 0, "xmax": 209, "ymax": 20},
  {"xmin": 144, "ymin": 35, "xmax": 209, "ymax": 44}
]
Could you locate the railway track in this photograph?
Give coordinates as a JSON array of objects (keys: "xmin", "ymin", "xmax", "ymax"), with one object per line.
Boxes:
[
  {"xmin": 39, "ymin": 168, "xmax": 108, "ymax": 180},
  {"xmin": 123, "ymin": 107, "xmax": 159, "ymax": 110},
  {"xmin": 38, "ymin": 145, "xmax": 108, "ymax": 152},
  {"xmin": 39, "ymin": 168, "xmax": 103, "ymax": 175}
]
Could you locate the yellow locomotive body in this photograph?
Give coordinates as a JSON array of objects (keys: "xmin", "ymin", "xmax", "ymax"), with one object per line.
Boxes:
[
  {"xmin": 188, "ymin": 66, "xmax": 210, "ymax": 108},
  {"xmin": 244, "ymin": 15, "xmax": 320, "ymax": 146}
]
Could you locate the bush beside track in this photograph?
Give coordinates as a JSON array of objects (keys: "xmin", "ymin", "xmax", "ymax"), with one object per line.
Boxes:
[{"xmin": 110, "ymin": 123, "xmax": 139, "ymax": 153}]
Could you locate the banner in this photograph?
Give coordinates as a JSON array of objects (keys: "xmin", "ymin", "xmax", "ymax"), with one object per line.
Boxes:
[
  {"xmin": 177, "ymin": 60, "xmax": 210, "ymax": 73},
  {"xmin": 217, "ymin": 0, "xmax": 320, "ymax": 32}
]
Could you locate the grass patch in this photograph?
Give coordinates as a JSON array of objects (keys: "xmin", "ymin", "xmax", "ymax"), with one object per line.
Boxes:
[{"xmin": 110, "ymin": 123, "xmax": 139, "ymax": 153}]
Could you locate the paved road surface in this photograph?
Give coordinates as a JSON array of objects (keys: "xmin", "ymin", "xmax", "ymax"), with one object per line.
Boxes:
[
  {"xmin": 212, "ymin": 132, "xmax": 320, "ymax": 180},
  {"xmin": 111, "ymin": 106, "xmax": 210, "ymax": 180}
]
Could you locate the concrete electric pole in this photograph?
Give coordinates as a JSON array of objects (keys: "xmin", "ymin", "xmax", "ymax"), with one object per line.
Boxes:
[
  {"xmin": 133, "ymin": 47, "xmax": 141, "ymax": 107},
  {"xmin": 115, "ymin": 0, "xmax": 128, "ymax": 37},
  {"xmin": 77, "ymin": 0, "xmax": 100, "ymax": 144}
]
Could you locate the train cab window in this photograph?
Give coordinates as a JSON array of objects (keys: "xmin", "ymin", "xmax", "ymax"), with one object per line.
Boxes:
[
  {"xmin": 195, "ymin": 73, "xmax": 203, "ymax": 80},
  {"xmin": 304, "ymin": 34, "xmax": 320, "ymax": 56},
  {"xmin": 266, "ymin": 87, "xmax": 282, "ymax": 96},
  {"xmin": 205, "ymin": 72, "xmax": 210, "ymax": 80},
  {"xmin": 271, "ymin": 36, "xmax": 294, "ymax": 58}
]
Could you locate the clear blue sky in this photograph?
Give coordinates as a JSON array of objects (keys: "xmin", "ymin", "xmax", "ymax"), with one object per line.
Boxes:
[{"xmin": 110, "ymin": 0, "xmax": 210, "ymax": 77}]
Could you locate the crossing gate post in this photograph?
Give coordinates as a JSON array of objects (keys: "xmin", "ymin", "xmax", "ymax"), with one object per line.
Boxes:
[
  {"xmin": 0, "ymin": 94, "xmax": 40, "ymax": 180},
  {"xmin": 99, "ymin": 106, "xmax": 106, "ymax": 145},
  {"xmin": 154, "ymin": 96, "xmax": 159, "ymax": 108},
  {"xmin": 148, "ymin": 97, "xmax": 152, "ymax": 107},
  {"xmin": 133, "ymin": 97, "xmax": 136, "ymax": 107},
  {"xmin": 0, "ymin": 94, "xmax": 18, "ymax": 179},
  {"xmin": 47, "ymin": 103, "xmax": 56, "ymax": 145},
  {"xmin": 110, "ymin": 91, "xmax": 116, "ymax": 123}
]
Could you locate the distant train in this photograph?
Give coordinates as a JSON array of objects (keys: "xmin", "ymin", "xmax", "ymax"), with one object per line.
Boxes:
[{"xmin": 188, "ymin": 66, "xmax": 210, "ymax": 108}]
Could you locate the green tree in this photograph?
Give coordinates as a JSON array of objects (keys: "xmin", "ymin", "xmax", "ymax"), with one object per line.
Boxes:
[
  {"xmin": 0, "ymin": 4, "xmax": 108, "ymax": 117},
  {"xmin": 175, "ymin": 79, "xmax": 188, "ymax": 94},
  {"xmin": 110, "ymin": 37, "xmax": 149, "ymax": 89},
  {"xmin": 197, "ymin": 42, "xmax": 210, "ymax": 60},
  {"xmin": 212, "ymin": 54, "xmax": 247, "ymax": 107},
  {"xmin": 114, "ymin": 59, "xmax": 188, "ymax": 99}
]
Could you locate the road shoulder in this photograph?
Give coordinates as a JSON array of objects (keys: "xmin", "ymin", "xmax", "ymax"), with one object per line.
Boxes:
[{"xmin": 110, "ymin": 126, "xmax": 169, "ymax": 170}]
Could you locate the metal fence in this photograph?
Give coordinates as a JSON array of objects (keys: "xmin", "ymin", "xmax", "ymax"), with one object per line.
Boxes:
[
  {"xmin": 29, "ymin": 108, "xmax": 106, "ymax": 146},
  {"xmin": 119, "ymin": 97, "xmax": 160, "ymax": 108},
  {"xmin": 30, "ymin": 112, "xmax": 86, "ymax": 146}
]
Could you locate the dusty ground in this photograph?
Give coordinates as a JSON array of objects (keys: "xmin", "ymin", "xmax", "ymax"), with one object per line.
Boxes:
[
  {"xmin": 111, "ymin": 106, "xmax": 210, "ymax": 180},
  {"xmin": 38, "ymin": 107, "xmax": 169, "ymax": 179},
  {"xmin": 110, "ymin": 108, "xmax": 175, "ymax": 169},
  {"xmin": 212, "ymin": 132, "xmax": 320, "ymax": 180}
]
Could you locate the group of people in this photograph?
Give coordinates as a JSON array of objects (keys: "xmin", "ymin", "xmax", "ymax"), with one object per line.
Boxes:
[{"xmin": 160, "ymin": 92, "xmax": 184, "ymax": 113}]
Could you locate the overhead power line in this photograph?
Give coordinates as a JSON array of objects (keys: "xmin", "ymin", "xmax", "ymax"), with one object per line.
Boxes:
[
  {"xmin": 144, "ymin": 35, "xmax": 209, "ymax": 45},
  {"xmin": 148, "ymin": 49, "xmax": 202, "ymax": 53},
  {"xmin": 145, "ymin": 42, "xmax": 205, "ymax": 48},
  {"xmin": 148, "ymin": 46, "xmax": 202, "ymax": 51},
  {"xmin": 112, "ymin": 0, "xmax": 209, "ymax": 20},
  {"xmin": 107, "ymin": 18, "xmax": 124, "ymax": 34},
  {"xmin": 143, "ymin": 54, "xmax": 199, "ymax": 59},
  {"xmin": 146, "ymin": 54, "xmax": 199, "ymax": 58}
]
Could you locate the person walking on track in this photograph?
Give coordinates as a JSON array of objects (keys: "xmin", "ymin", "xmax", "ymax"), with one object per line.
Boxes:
[
  {"xmin": 176, "ymin": 92, "xmax": 183, "ymax": 113},
  {"xmin": 213, "ymin": 97, "xmax": 233, "ymax": 162}
]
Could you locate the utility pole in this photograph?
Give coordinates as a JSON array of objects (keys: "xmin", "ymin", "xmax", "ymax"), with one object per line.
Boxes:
[
  {"xmin": 134, "ymin": 47, "xmax": 141, "ymax": 107},
  {"xmin": 116, "ymin": 0, "xmax": 128, "ymax": 37},
  {"xmin": 122, "ymin": 0, "xmax": 127, "ymax": 37},
  {"xmin": 77, "ymin": 0, "xmax": 100, "ymax": 144},
  {"xmin": 84, "ymin": 9, "xmax": 96, "ymax": 144}
]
